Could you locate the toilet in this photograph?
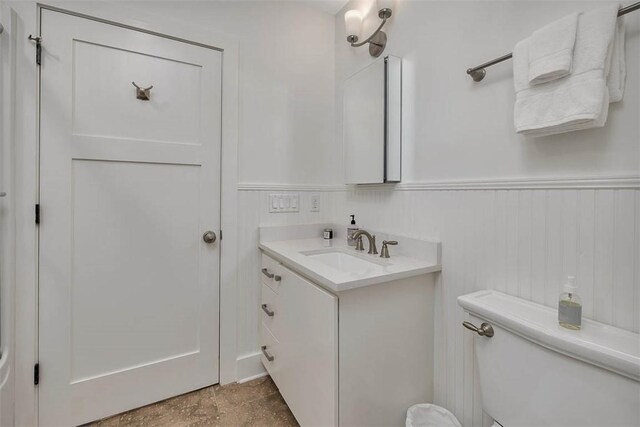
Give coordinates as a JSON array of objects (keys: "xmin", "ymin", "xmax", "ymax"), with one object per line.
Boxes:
[{"xmin": 458, "ymin": 290, "xmax": 640, "ymax": 427}]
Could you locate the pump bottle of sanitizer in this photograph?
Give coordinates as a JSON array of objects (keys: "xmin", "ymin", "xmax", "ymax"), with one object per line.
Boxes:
[{"xmin": 558, "ymin": 276, "xmax": 582, "ymax": 330}]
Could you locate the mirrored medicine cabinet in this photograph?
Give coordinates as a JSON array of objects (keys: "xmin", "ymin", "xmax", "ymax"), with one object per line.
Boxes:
[{"xmin": 343, "ymin": 55, "xmax": 401, "ymax": 184}]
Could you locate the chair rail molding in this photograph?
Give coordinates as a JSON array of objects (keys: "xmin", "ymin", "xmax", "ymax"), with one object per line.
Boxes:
[{"xmin": 237, "ymin": 175, "xmax": 640, "ymax": 192}]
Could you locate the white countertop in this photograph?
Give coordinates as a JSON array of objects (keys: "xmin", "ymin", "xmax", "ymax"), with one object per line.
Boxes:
[{"xmin": 259, "ymin": 238, "xmax": 441, "ymax": 293}]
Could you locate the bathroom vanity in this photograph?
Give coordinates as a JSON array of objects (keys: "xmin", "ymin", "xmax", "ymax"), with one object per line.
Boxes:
[{"xmin": 258, "ymin": 225, "xmax": 441, "ymax": 426}]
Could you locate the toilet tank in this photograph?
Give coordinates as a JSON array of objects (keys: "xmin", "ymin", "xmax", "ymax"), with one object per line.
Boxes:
[{"xmin": 458, "ymin": 291, "xmax": 640, "ymax": 427}]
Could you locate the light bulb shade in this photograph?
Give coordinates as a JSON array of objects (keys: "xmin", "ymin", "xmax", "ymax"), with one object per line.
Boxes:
[{"xmin": 344, "ymin": 10, "xmax": 363, "ymax": 39}]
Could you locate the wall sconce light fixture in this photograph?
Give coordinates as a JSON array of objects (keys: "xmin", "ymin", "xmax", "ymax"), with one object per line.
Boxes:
[{"xmin": 345, "ymin": 0, "xmax": 393, "ymax": 57}]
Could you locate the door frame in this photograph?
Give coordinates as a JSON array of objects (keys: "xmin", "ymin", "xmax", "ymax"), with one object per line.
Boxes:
[{"xmin": 10, "ymin": 3, "xmax": 240, "ymax": 426}]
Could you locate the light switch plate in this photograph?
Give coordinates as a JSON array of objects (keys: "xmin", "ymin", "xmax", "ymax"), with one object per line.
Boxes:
[
  {"xmin": 269, "ymin": 193, "xmax": 300, "ymax": 213},
  {"xmin": 310, "ymin": 193, "xmax": 320, "ymax": 212}
]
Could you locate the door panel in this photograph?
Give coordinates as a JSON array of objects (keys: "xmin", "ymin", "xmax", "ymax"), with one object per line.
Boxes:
[
  {"xmin": 39, "ymin": 10, "xmax": 222, "ymax": 426},
  {"xmin": 70, "ymin": 160, "xmax": 201, "ymax": 382},
  {"xmin": 72, "ymin": 40, "xmax": 202, "ymax": 144}
]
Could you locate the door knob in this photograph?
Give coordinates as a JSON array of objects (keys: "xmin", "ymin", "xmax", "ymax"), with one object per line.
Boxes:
[{"xmin": 202, "ymin": 231, "xmax": 217, "ymax": 244}]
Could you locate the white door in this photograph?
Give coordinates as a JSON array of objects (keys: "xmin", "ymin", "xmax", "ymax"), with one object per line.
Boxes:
[{"xmin": 38, "ymin": 10, "xmax": 222, "ymax": 426}]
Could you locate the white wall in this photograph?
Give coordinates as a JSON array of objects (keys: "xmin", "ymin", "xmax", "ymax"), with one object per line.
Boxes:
[
  {"xmin": 125, "ymin": 1, "xmax": 338, "ymax": 185},
  {"xmin": 329, "ymin": 1, "xmax": 640, "ymax": 426},
  {"xmin": 335, "ymin": 0, "xmax": 639, "ymax": 183}
]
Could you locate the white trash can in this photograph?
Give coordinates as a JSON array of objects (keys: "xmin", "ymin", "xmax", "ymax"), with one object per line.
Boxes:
[{"xmin": 406, "ymin": 404, "xmax": 462, "ymax": 427}]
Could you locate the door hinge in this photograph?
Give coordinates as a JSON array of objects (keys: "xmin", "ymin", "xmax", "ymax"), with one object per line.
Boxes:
[
  {"xmin": 219, "ymin": 229, "xmax": 222, "ymax": 240},
  {"xmin": 35, "ymin": 204, "xmax": 40, "ymax": 225},
  {"xmin": 34, "ymin": 363, "xmax": 39, "ymax": 386},
  {"xmin": 28, "ymin": 35, "xmax": 42, "ymax": 66}
]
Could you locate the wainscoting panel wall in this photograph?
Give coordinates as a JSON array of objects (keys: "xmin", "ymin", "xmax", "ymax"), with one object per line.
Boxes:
[
  {"xmin": 330, "ymin": 187, "xmax": 639, "ymax": 427},
  {"xmin": 236, "ymin": 190, "xmax": 335, "ymax": 370},
  {"xmin": 238, "ymin": 185, "xmax": 638, "ymax": 426}
]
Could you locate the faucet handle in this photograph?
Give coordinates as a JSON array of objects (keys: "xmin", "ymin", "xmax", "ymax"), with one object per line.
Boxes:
[
  {"xmin": 355, "ymin": 236, "xmax": 365, "ymax": 251},
  {"xmin": 380, "ymin": 240, "xmax": 398, "ymax": 258}
]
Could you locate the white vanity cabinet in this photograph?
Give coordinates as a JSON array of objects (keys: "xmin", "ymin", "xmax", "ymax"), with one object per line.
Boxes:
[
  {"xmin": 260, "ymin": 254, "xmax": 338, "ymax": 427},
  {"xmin": 260, "ymin": 252, "xmax": 435, "ymax": 427}
]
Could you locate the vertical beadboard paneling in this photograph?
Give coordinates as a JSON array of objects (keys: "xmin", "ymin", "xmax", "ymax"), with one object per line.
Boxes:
[
  {"xmin": 577, "ymin": 190, "xmax": 596, "ymax": 319},
  {"xmin": 325, "ymin": 187, "xmax": 638, "ymax": 426},
  {"xmin": 562, "ymin": 190, "xmax": 579, "ymax": 282},
  {"xmin": 530, "ymin": 190, "xmax": 547, "ymax": 305},
  {"xmin": 493, "ymin": 191, "xmax": 508, "ymax": 294},
  {"xmin": 241, "ymin": 186, "xmax": 638, "ymax": 426},
  {"xmin": 613, "ymin": 190, "xmax": 636, "ymax": 331},
  {"xmin": 545, "ymin": 191, "xmax": 564, "ymax": 306},
  {"xmin": 594, "ymin": 191, "xmax": 615, "ymax": 325},
  {"xmin": 505, "ymin": 191, "xmax": 519, "ymax": 297},
  {"xmin": 237, "ymin": 190, "xmax": 262, "ymax": 357},
  {"xmin": 636, "ymin": 192, "xmax": 640, "ymax": 334},
  {"xmin": 517, "ymin": 190, "xmax": 532, "ymax": 300}
]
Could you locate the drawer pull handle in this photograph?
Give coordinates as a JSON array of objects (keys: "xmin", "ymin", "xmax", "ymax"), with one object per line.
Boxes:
[
  {"xmin": 261, "ymin": 345, "xmax": 274, "ymax": 362},
  {"xmin": 274, "ymin": 275, "xmax": 281, "ymax": 282},
  {"xmin": 261, "ymin": 304, "xmax": 275, "ymax": 317},
  {"xmin": 261, "ymin": 268, "xmax": 274, "ymax": 279}
]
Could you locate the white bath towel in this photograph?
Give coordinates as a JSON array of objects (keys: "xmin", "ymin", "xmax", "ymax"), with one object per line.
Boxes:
[
  {"xmin": 607, "ymin": 18, "xmax": 626, "ymax": 102},
  {"xmin": 514, "ymin": 5, "xmax": 623, "ymax": 137},
  {"xmin": 528, "ymin": 12, "xmax": 579, "ymax": 85}
]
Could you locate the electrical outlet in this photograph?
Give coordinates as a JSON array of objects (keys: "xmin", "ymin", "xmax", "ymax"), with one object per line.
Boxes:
[{"xmin": 310, "ymin": 193, "xmax": 320, "ymax": 212}]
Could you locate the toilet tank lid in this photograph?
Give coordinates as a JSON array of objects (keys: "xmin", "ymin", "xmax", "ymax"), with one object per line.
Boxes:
[{"xmin": 458, "ymin": 290, "xmax": 640, "ymax": 381}]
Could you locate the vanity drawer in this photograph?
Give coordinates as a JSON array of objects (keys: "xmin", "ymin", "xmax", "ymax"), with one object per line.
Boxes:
[
  {"xmin": 260, "ymin": 323, "xmax": 281, "ymax": 383},
  {"xmin": 261, "ymin": 282, "xmax": 282, "ymax": 338},
  {"xmin": 261, "ymin": 254, "xmax": 281, "ymax": 293}
]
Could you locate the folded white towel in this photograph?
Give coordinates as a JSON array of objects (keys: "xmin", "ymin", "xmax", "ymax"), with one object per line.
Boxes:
[
  {"xmin": 528, "ymin": 12, "xmax": 579, "ymax": 85},
  {"xmin": 607, "ymin": 17, "xmax": 626, "ymax": 102},
  {"xmin": 514, "ymin": 5, "xmax": 623, "ymax": 137}
]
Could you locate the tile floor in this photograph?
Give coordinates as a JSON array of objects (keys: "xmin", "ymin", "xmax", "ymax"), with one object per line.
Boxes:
[{"xmin": 87, "ymin": 376, "xmax": 299, "ymax": 427}]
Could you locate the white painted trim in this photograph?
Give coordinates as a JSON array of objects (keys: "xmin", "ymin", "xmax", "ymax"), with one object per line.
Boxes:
[
  {"xmin": 236, "ymin": 352, "xmax": 267, "ymax": 383},
  {"xmin": 357, "ymin": 175, "xmax": 640, "ymax": 191},
  {"xmin": 237, "ymin": 175, "xmax": 640, "ymax": 192},
  {"xmin": 0, "ymin": 7, "xmax": 18, "ymax": 426},
  {"xmin": 11, "ymin": 2, "xmax": 240, "ymax": 424},
  {"xmin": 237, "ymin": 183, "xmax": 345, "ymax": 192},
  {"xmin": 10, "ymin": 3, "xmax": 40, "ymax": 425},
  {"xmin": 237, "ymin": 371, "xmax": 269, "ymax": 384}
]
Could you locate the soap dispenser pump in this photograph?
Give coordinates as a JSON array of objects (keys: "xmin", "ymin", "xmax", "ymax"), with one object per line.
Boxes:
[
  {"xmin": 558, "ymin": 276, "xmax": 582, "ymax": 330},
  {"xmin": 347, "ymin": 215, "xmax": 359, "ymax": 247}
]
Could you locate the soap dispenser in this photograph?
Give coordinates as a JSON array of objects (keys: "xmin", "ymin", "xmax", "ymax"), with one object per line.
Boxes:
[
  {"xmin": 347, "ymin": 215, "xmax": 359, "ymax": 247},
  {"xmin": 558, "ymin": 276, "xmax": 582, "ymax": 330}
]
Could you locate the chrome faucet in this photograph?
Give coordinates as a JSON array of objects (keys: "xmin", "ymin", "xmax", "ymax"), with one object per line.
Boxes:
[{"xmin": 352, "ymin": 229, "xmax": 378, "ymax": 255}]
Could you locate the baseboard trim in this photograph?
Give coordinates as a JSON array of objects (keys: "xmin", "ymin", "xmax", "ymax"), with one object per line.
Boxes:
[
  {"xmin": 238, "ymin": 175, "xmax": 639, "ymax": 192},
  {"xmin": 237, "ymin": 371, "xmax": 269, "ymax": 384},
  {"xmin": 236, "ymin": 352, "xmax": 266, "ymax": 383}
]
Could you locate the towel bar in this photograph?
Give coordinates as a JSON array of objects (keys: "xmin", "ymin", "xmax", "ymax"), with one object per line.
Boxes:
[{"xmin": 466, "ymin": 1, "xmax": 640, "ymax": 81}]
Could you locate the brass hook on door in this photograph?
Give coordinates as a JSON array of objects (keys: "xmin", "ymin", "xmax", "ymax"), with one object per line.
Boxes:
[{"xmin": 132, "ymin": 82, "xmax": 153, "ymax": 101}]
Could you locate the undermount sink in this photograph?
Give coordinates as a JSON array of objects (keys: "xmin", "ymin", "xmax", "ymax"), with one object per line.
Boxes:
[{"xmin": 300, "ymin": 249, "xmax": 384, "ymax": 274}]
